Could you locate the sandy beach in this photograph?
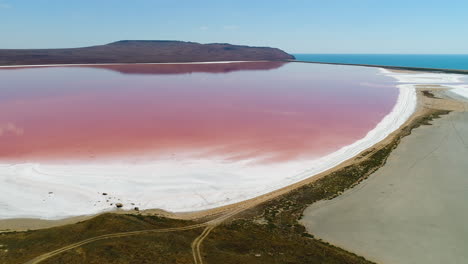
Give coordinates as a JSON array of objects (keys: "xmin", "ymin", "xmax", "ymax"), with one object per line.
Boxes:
[{"xmin": 301, "ymin": 88, "xmax": 468, "ymax": 263}]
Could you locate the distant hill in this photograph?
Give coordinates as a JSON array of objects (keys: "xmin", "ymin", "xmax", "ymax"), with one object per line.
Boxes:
[{"xmin": 0, "ymin": 40, "xmax": 295, "ymax": 66}]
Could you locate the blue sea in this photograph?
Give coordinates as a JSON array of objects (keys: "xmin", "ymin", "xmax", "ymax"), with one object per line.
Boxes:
[{"xmin": 294, "ymin": 54, "xmax": 468, "ymax": 70}]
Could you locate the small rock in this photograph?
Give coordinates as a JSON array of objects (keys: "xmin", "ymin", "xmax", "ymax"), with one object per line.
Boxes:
[
  {"xmin": 48, "ymin": 192, "xmax": 53, "ymax": 194},
  {"xmin": 115, "ymin": 203, "xmax": 123, "ymax": 208},
  {"xmin": 255, "ymin": 253, "xmax": 261, "ymax": 257},
  {"xmin": 134, "ymin": 207, "xmax": 139, "ymax": 211},
  {"xmin": 102, "ymin": 193, "xmax": 108, "ymax": 196}
]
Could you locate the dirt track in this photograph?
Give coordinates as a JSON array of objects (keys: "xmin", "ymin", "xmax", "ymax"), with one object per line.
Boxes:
[
  {"xmin": 23, "ymin": 205, "xmax": 250, "ymax": 264},
  {"xmin": 23, "ymin": 223, "xmax": 206, "ymax": 264}
]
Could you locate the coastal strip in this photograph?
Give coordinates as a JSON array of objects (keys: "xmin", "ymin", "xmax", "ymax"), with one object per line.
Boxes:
[{"xmin": 291, "ymin": 60, "xmax": 468, "ymax": 75}]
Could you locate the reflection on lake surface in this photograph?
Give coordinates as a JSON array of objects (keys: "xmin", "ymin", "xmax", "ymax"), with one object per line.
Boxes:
[{"xmin": 0, "ymin": 62, "xmax": 397, "ymax": 163}]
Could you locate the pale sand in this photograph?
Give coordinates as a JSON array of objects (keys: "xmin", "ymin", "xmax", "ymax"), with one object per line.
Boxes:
[{"xmin": 301, "ymin": 90, "xmax": 468, "ymax": 264}]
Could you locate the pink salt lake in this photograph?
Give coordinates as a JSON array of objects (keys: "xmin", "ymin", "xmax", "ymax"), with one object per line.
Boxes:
[{"xmin": 0, "ymin": 62, "xmax": 397, "ymax": 164}]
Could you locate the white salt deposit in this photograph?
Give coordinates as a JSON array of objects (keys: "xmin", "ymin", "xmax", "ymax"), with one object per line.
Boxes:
[
  {"xmin": 446, "ymin": 84, "xmax": 468, "ymax": 99},
  {"xmin": 379, "ymin": 68, "xmax": 468, "ymax": 99},
  {"xmin": 0, "ymin": 61, "xmax": 261, "ymax": 69}
]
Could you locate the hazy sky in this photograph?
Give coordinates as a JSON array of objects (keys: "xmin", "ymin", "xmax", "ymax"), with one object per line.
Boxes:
[{"xmin": 1, "ymin": 0, "xmax": 467, "ymax": 53}]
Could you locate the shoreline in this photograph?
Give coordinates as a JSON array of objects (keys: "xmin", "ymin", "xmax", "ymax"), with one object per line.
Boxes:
[
  {"xmin": 300, "ymin": 89, "xmax": 468, "ymax": 264},
  {"xmin": 0, "ymin": 61, "xmax": 268, "ymax": 69},
  {"xmin": 0, "ymin": 86, "xmax": 432, "ymax": 232},
  {"xmin": 0, "ymin": 68, "xmax": 417, "ymax": 231},
  {"xmin": 0, "ymin": 66, "xmax": 416, "ymax": 222},
  {"xmin": 2, "ymin": 90, "xmax": 458, "ymax": 264},
  {"xmin": 0, "ymin": 88, "xmax": 453, "ymax": 232},
  {"xmin": 3, "ymin": 60, "xmax": 468, "ymax": 75},
  {"xmin": 2, "ymin": 65, "xmax": 467, "ymax": 230},
  {"xmin": 291, "ymin": 59, "xmax": 468, "ymax": 75}
]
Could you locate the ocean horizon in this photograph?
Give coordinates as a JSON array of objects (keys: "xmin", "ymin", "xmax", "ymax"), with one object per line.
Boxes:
[{"xmin": 294, "ymin": 54, "xmax": 468, "ymax": 70}]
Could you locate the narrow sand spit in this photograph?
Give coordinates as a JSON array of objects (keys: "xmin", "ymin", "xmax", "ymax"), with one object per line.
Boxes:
[{"xmin": 301, "ymin": 82, "xmax": 468, "ymax": 263}]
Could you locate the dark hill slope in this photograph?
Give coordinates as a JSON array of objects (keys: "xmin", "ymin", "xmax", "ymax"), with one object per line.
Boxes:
[{"xmin": 0, "ymin": 40, "xmax": 294, "ymax": 66}]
